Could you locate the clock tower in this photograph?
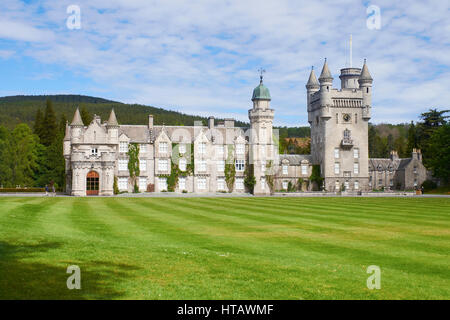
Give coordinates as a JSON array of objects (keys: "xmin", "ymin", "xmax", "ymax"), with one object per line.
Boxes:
[{"xmin": 307, "ymin": 59, "xmax": 372, "ymax": 191}]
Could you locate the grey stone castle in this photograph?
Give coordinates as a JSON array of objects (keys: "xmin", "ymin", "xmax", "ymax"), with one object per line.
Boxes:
[{"xmin": 63, "ymin": 59, "xmax": 428, "ymax": 196}]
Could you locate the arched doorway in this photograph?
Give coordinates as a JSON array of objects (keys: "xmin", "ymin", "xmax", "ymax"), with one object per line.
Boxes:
[{"xmin": 86, "ymin": 171, "xmax": 99, "ymax": 196}]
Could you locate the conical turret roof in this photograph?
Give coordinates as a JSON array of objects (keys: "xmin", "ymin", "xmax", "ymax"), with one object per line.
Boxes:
[
  {"xmin": 107, "ymin": 108, "xmax": 119, "ymax": 126},
  {"xmin": 318, "ymin": 59, "xmax": 333, "ymax": 82},
  {"xmin": 359, "ymin": 60, "xmax": 373, "ymax": 81},
  {"xmin": 70, "ymin": 107, "xmax": 84, "ymax": 126},
  {"xmin": 306, "ymin": 67, "xmax": 319, "ymax": 88}
]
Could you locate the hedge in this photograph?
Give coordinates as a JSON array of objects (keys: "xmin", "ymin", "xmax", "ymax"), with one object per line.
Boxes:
[{"xmin": 0, "ymin": 188, "xmax": 45, "ymax": 193}]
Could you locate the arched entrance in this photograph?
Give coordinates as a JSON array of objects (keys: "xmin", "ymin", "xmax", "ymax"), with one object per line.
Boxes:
[{"xmin": 86, "ymin": 171, "xmax": 99, "ymax": 196}]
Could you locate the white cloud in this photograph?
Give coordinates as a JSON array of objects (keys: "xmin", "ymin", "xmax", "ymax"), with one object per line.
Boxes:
[{"xmin": 0, "ymin": 0, "xmax": 449, "ymax": 126}]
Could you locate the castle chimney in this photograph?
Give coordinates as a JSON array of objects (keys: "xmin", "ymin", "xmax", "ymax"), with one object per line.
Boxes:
[
  {"xmin": 390, "ymin": 150, "xmax": 399, "ymax": 161},
  {"xmin": 208, "ymin": 116, "xmax": 214, "ymax": 129},
  {"xmin": 148, "ymin": 115, "xmax": 154, "ymax": 128}
]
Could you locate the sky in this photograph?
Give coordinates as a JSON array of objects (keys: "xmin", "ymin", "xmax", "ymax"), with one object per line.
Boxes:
[{"xmin": 0, "ymin": 0, "xmax": 449, "ymax": 126}]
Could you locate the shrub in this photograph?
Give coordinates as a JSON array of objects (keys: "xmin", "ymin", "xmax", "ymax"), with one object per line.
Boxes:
[
  {"xmin": 421, "ymin": 180, "xmax": 437, "ymax": 190},
  {"xmin": 0, "ymin": 188, "xmax": 45, "ymax": 193},
  {"xmin": 113, "ymin": 176, "xmax": 119, "ymax": 195},
  {"xmin": 182, "ymin": 190, "xmax": 188, "ymax": 193}
]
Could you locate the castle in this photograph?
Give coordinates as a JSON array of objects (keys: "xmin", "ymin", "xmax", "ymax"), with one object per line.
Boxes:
[{"xmin": 63, "ymin": 59, "xmax": 428, "ymax": 196}]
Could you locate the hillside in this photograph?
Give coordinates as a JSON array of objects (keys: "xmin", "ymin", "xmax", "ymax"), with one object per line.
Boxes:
[{"xmin": 0, "ymin": 95, "xmax": 249, "ymax": 129}]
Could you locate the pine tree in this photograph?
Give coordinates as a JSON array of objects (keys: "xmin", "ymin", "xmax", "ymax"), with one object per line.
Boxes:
[
  {"xmin": 41, "ymin": 99, "xmax": 58, "ymax": 146},
  {"xmin": 80, "ymin": 105, "xmax": 93, "ymax": 125},
  {"xmin": 34, "ymin": 108, "xmax": 44, "ymax": 141}
]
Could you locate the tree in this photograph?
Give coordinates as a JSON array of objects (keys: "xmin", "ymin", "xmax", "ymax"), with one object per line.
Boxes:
[
  {"xmin": 244, "ymin": 164, "xmax": 256, "ymax": 194},
  {"xmin": 41, "ymin": 99, "xmax": 58, "ymax": 146},
  {"xmin": 0, "ymin": 126, "xmax": 13, "ymax": 187},
  {"xmin": 127, "ymin": 143, "xmax": 140, "ymax": 192},
  {"xmin": 407, "ymin": 121, "xmax": 418, "ymax": 153},
  {"xmin": 427, "ymin": 124, "xmax": 450, "ymax": 184},
  {"xmin": 10, "ymin": 124, "xmax": 40, "ymax": 187},
  {"xmin": 34, "ymin": 108, "xmax": 44, "ymax": 140},
  {"xmin": 386, "ymin": 134, "xmax": 395, "ymax": 153},
  {"xmin": 80, "ymin": 105, "xmax": 92, "ymax": 126}
]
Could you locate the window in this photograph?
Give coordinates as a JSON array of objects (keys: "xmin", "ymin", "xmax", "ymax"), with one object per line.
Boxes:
[
  {"xmin": 197, "ymin": 178, "xmax": 206, "ymax": 190},
  {"xmin": 282, "ymin": 165, "xmax": 288, "ymax": 175},
  {"xmin": 334, "ymin": 163, "xmax": 340, "ymax": 175},
  {"xmin": 198, "ymin": 142, "xmax": 206, "ymax": 154},
  {"xmin": 236, "ymin": 144, "xmax": 245, "ymax": 155},
  {"xmin": 139, "ymin": 177, "xmax": 147, "ymax": 191},
  {"xmin": 354, "ymin": 148, "xmax": 359, "ymax": 159},
  {"xmin": 217, "ymin": 160, "xmax": 225, "ymax": 172},
  {"xmin": 216, "ymin": 145, "xmax": 224, "ymax": 157},
  {"xmin": 118, "ymin": 159, "xmax": 128, "ymax": 171},
  {"xmin": 140, "ymin": 159, "xmax": 147, "ymax": 171},
  {"xmin": 282, "ymin": 181, "xmax": 288, "ymax": 190},
  {"xmin": 261, "ymin": 160, "xmax": 266, "ymax": 173},
  {"xmin": 390, "ymin": 179, "xmax": 394, "ymax": 187},
  {"xmin": 91, "ymin": 148, "xmax": 98, "ymax": 156},
  {"xmin": 355, "ymin": 113, "xmax": 358, "ymax": 124},
  {"xmin": 158, "ymin": 177, "xmax": 167, "ymax": 191},
  {"xmin": 119, "ymin": 142, "xmax": 128, "ymax": 153},
  {"xmin": 344, "ymin": 181, "xmax": 349, "ymax": 190},
  {"xmin": 301, "ymin": 165, "xmax": 308, "ymax": 175},
  {"xmin": 159, "ymin": 142, "xmax": 168, "ymax": 153},
  {"xmin": 335, "ymin": 181, "xmax": 340, "ymax": 190},
  {"xmin": 179, "ymin": 177, "xmax": 186, "ymax": 190},
  {"xmin": 158, "ymin": 159, "xmax": 168, "ymax": 171},
  {"xmin": 261, "ymin": 177, "xmax": 266, "ymax": 190},
  {"xmin": 378, "ymin": 179, "xmax": 382, "ymax": 186},
  {"xmin": 179, "ymin": 158, "xmax": 187, "ymax": 171},
  {"xmin": 198, "ymin": 160, "xmax": 207, "ymax": 172},
  {"xmin": 354, "ymin": 181, "xmax": 359, "ymax": 190},
  {"xmin": 140, "ymin": 144, "xmax": 147, "ymax": 153},
  {"xmin": 118, "ymin": 177, "xmax": 128, "ymax": 190},
  {"xmin": 235, "ymin": 159, "xmax": 245, "ymax": 172},
  {"xmin": 236, "ymin": 178, "xmax": 244, "ymax": 190},
  {"xmin": 334, "ymin": 148, "xmax": 339, "ymax": 159},
  {"xmin": 354, "ymin": 163, "xmax": 359, "ymax": 174},
  {"xmin": 179, "ymin": 144, "xmax": 186, "ymax": 154},
  {"xmin": 336, "ymin": 113, "xmax": 339, "ymax": 124},
  {"xmin": 414, "ymin": 179, "xmax": 418, "ymax": 187},
  {"xmin": 217, "ymin": 178, "xmax": 225, "ymax": 191}
]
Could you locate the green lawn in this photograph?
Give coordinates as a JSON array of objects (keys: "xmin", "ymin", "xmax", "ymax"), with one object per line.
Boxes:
[{"xmin": 0, "ymin": 197, "xmax": 449, "ymax": 300}]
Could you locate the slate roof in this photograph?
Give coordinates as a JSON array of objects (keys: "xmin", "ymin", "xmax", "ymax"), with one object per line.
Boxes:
[{"xmin": 279, "ymin": 154, "xmax": 312, "ymax": 165}]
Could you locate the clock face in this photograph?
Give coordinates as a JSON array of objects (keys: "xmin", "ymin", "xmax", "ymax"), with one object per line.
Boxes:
[{"xmin": 343, "ymin": 113, "xmax": 351, "ymax": 122}]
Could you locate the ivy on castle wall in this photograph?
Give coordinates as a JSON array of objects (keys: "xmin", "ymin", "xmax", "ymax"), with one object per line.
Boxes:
[
  {"xmin": 244, "ymin": 164, "xmax": 256, "ymax": 194},
  {"xmin": 224, "ymin": 145, "xmax": 235, "ymax": 192},
  {"xmin": 127, "ymin": 143, "xmax": 140, "ymax": 193}
]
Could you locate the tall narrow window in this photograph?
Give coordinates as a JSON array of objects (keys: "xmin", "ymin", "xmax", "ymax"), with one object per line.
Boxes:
[
  {"xmin": 119, "ymin": 142, "xmax": 128, "ymax": 153},
  {"xmin": 334, "ymin": 148, "xmax": 340, "ymax": 159},
  {"xmin": 217, "ymin": 160, "xmax": 225, "ymax": 172},
  {"xmin": 198, "ymin": 142, "xmax": 206, "ymax": 154},
  {"xmin": 179, "ymin": 158, "xmax": 187, "ymax": 171},
  {"xmin": 334, "ymin": 163, "xmax": 340, "ymax": 175},
  {"xmin": 236, "ymin": 144, "xmax": 245, "ymax": 155},
  {"xmin": 199, "ymin": 160, "xmax": 207, "ymax": 172},
  {"xmin": 178, "ymin": 144, "xmax": 186, "ymax": 154},
  {"xmin": 301, "ymin": 165, "xmax": 307, "ymax": 175},
  {"xmin": 354, "ymin": 148, "xmax": 359, "ymax": 159},
  {"xmin": 282, "ymin": 165, "xmax": 288, "ymax": 175},
  {"xmin": 179, "ymin": 177, "xmax": 186, "ymax": 190},
  {"xmin": 139, "ymin": 159, "xmax": 147, "ymax": 171},
  {"xmin": 354, "ymin": 163, "xmax": 359, "ymax": 174}
]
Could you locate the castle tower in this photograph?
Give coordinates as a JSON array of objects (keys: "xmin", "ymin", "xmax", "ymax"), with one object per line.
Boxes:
[
  {"xmin": 106, "ymin": 108, "xmax": 119, "ymax": 144},
  {"xmin": 249, "ymin": 71, "xmax": 274, "ymax": 195},
  {"xmin": 308, "ymin": 59, "xmax": 372, "ymax": 192}
]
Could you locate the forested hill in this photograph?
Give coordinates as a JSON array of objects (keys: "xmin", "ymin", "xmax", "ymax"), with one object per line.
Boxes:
[{"xmin": 0, "ymin": 94, "xmax": 249, "ymax": 129}]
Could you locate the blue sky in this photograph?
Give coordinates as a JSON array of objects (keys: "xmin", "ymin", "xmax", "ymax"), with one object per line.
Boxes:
[{"xmin": 0, "ymin": 0, "xmax": 449, "ymax": 126}]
